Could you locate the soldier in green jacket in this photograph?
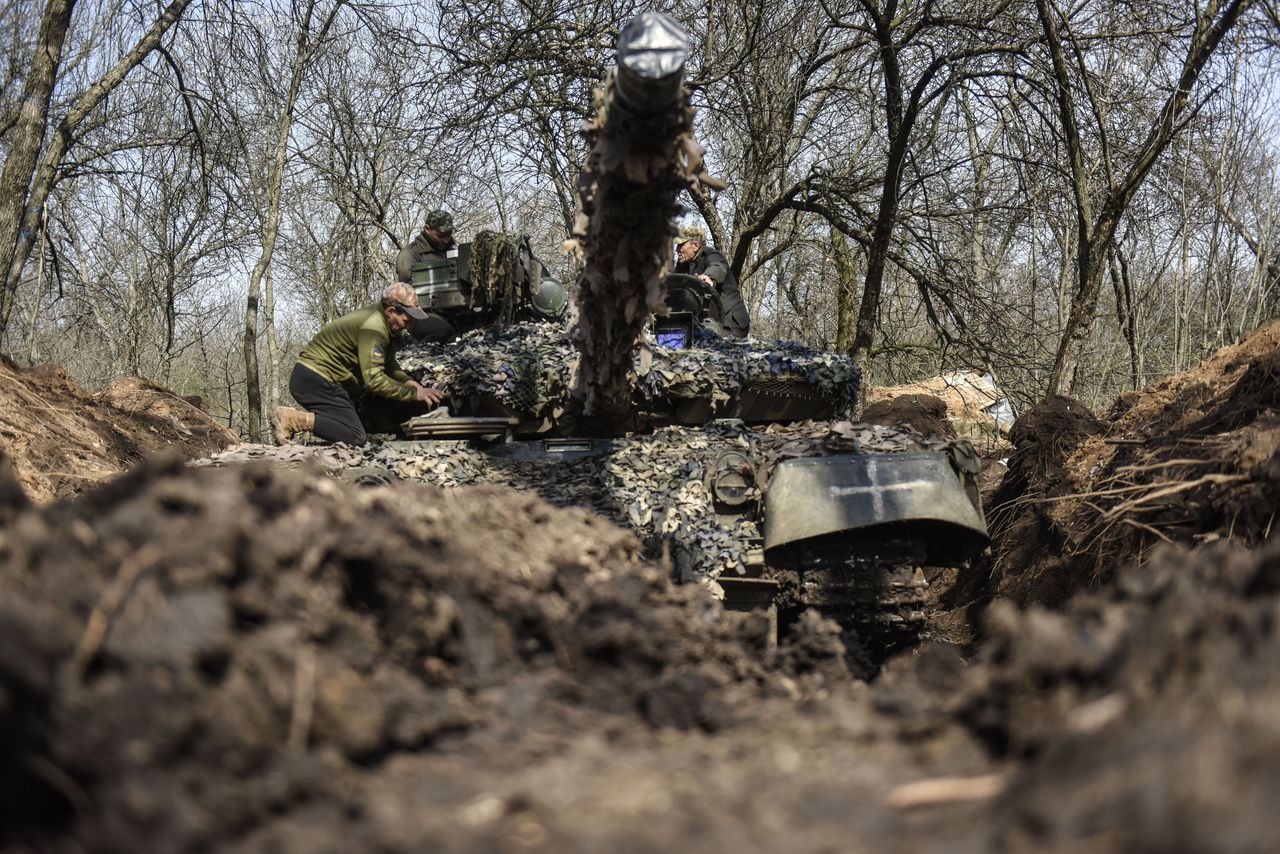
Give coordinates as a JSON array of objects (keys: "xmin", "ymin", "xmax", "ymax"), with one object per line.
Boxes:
[{"xmin": 272, "ymin": 282, "xmax": 446, "ymax": 445}]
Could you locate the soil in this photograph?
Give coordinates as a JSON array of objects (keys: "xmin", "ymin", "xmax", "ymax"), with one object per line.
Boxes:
[
  {"xmin": 862, "ymin": 393, "xmax": 955, "ymax": 438},
  {"xmin": 2, "ymin": 321, "xmax": 1280, "ymax": 852},
  {"xmin": 971, "ymin": 318, "xmax": 1280, "ymax": 609},
  {"xmin": 0, "ymin": 357, "xmax": 236, "ymax": 503}
]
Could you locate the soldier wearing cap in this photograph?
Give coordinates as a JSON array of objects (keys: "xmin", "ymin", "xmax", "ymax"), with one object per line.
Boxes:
[
  {"xmin": 395, "ymin": 209, "xmax": 456, "ymax": 283},
  {"xmin": 673, "ymin": 225, "xmax": 750, "ymax": 338},
  {"xmin": 272, "ymin": 282, "xmax": 446, "ymax": 445}
]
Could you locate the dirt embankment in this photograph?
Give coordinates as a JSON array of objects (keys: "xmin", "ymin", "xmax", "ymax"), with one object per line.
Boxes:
[
  {"xmin": 0, "ymin": 357, "xmax": 236, "ymax": 503},
  {"xmin": 972, "ymin": 319, "xmax": 1280, "ymax": 607}
]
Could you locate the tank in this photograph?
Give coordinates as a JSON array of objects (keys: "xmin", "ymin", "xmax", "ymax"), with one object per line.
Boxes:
[
  {"xmin": 373, "ymin": 13, "xmax": 988, "ymax": 657},
  {"xmin": 385, "ymin": 293, "xmax": 985, "ymax": 654}
]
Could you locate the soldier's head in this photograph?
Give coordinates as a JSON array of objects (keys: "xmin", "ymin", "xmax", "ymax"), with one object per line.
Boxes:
[
  {"xmin": 381, "ymin": 281, "xmax": 428, "ymax": 334},
  {"xmin": 422, "ymin": 209, "xmax": 455, "ymax": 249},
  {"xmin": 675, "ymin": 224, "xmax": 705, "ymax": 263}
]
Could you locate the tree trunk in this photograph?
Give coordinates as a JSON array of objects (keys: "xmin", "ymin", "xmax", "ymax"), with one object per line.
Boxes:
[
  {"xmin": 265, "ymin": 266, "xmax": 279, "ymax": 413},
  {"xmin": 0, "ymin": 0, "xmax": 75, "ymax": 333},
  {"xmin": 25, "ymin": 213, "xmax": 47, "ymax": 365},
  {"xmin": 163, "ymin": 258, "xmax": 177, "ymax": 382},
  {"xmin": 849, "ymin": 6, "xmax": 911, "ymax": 388},
  {"xmin": 1046, "ymin": 232, "xmax": 1110, "ymax": 396},
  {"xmin": 242, "ymin": 0, "xmax": 344, "ymax": 440},
  {"xmin": 0, "ymin": 0, "xmax": 195, "ymax": 334},
  {"xmin": 850, "ymin": 174, "xmax": 902, "ymax": 373},
  {"xmin": 1109, "ymin": 247, "xmax": 1140, "ymax": 390},
  {"xmin": 832, "ymin": 230, "xmax": 860, "ymax": 352}
]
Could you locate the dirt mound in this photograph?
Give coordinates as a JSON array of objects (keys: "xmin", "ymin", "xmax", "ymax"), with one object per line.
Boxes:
[
  {"xmin": 979, "ymin": 319, "xmax": 1280, "ymax": 607},
  {"xmin": 868, "ymin": 370, "xmax": 1012, "ymax": 440},
  {"xmin": 0, "ymin": 357, "xmax": 236, "ymax": 503},
  {"xmin": 961, "ymin": 538, "xmax": 1280, "ymax": 850},
  {"xmin": 0, "ymin": 455, "xmax": 826, "ymax": 851},
  {"xmin": 974, "ymin": 396, "xmax": 1111, "ymax": 606},
  {"xmin": 862, "ymin": 393, "xmax": 955, "ymax": 438},
  {"xmin": 1104, "ymin": 318, "xmax": 1280, "ymax": 436},
  {"xmin": 99, "ymin": 376, "xmax": 231, "ymax": 441},
  {"xmin": 865, "ymin": 537, "xmax": 1280, "ymax": 851}
]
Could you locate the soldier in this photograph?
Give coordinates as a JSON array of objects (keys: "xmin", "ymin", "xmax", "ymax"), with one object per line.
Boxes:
[
  {"xmin": 395, "ymin": 208, "xmax": 456, "ymax": 283},
  {"xmin": 673, "ymin": 225, "xmax": 750, "ymax": 338},
  {"xmin": 272, "ymin": 282, "xmax": 446, "ymax": 446}
]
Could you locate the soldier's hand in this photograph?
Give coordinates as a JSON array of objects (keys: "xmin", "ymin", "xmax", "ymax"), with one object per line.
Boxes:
[
  {"xmin": 697, "ymin": 273, "xmax": 714, "ymax": 287},
  {"xmin": 415, "ymin": 386, "xmax": 445, "ymax": 405}
]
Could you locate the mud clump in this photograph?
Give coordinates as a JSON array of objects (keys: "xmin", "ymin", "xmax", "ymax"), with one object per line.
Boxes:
[{"xmin": 0, "ymin": 454, "xmax": 815, "ymax": 851}]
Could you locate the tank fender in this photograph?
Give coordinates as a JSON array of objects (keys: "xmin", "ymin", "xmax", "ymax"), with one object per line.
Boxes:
[{"xmin": 762, "ymin": 451, "xmax": 989, "ymax": 566}]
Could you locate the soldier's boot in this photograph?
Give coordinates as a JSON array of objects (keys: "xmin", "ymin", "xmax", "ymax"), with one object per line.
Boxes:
[{"xmin": 272, "ymin": 407, "xmax": 315, "ymax": 445}]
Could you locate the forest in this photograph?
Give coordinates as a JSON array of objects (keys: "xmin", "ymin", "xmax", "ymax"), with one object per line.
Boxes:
[
  {"xmin": 6, "ymin": 4, "xmax": 1280, "ymax": 849},
  {"xmin": 1, "ymin": 0, "xmax": 1277, "ymax": 439}
]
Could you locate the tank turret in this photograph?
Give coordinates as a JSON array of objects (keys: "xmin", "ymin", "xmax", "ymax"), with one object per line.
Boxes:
[{"xmin": 405, "ymin": 231, "xmax": 567, "ymax": 338}]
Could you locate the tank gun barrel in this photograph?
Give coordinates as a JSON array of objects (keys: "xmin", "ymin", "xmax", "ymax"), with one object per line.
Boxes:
[
  {"xmin": 615, "ymin": 12, "xmax": 690, "ymax": 115},
  {"xmin": 568, "ymin": 12, "xmax": 717, "ymax": 433}
]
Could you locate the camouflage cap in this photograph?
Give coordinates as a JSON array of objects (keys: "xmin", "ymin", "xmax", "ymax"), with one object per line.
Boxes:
[
  {"xmin": 676, "ymin": 224, "xmax": 705, "ymax": 245},
  {"xmin": 382, "ymin": 281, "xmax": 428, "ymax": 319},
  {"xmin": 425, "ymin": 209, "xmax": 454, "ymax": 235}
]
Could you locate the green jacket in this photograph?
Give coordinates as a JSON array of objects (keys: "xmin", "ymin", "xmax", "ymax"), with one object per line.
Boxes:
[{"xmin": 298, "ymin": 306, "xmax": 417, "ymax": 402}]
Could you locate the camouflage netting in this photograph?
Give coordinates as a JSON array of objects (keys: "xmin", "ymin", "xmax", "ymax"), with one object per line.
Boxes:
[
  {"xmin": 397, "ymin": 321, "xmax": 863, "ymax": 424},
  {"xmin": 204, "ymin": 421, "xmax": 954, "ymax": 584},
  {"xmin": 219, "ymin": 315, "xmax": 896, "ymax": 587},
  {"xmin": 565, "ymin": 33, "xmax": 723, "ymax": 425},
  {"xmin": 468, "ymin": 230, "xmax": 523, "ymax": 324}
]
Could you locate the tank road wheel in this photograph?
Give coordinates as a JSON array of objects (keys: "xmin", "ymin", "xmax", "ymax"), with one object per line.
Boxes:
[{"xmin": 340, "ymin": 466, "xmax": 399, "ymax": 487}]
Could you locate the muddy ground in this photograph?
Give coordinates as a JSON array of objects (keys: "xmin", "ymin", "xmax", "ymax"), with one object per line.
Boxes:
[{"xmin": 2, "ymin": 321, "xmax": 1279, "ymax": 852}]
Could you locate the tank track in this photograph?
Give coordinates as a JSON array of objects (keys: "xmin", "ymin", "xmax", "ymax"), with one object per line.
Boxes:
[{"xmin": 767, "ymin": 539, "xmax": 931, "ymax": 656}]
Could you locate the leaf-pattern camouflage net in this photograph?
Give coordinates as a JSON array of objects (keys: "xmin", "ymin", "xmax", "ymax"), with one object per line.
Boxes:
[
  {"xmin": 565, "ymin": 69, "xmax": 719, "ymax": 427},
  {"xmin": 201, "ymin": 421, "xmax": 950, "ymax": 584},
  {"xmin": 469, "ymin": 230, "xmax": 522, "ymax": 323},
  {"xmin": 397, "ymin": 321, "xmax": 863, "ymax": 424}
]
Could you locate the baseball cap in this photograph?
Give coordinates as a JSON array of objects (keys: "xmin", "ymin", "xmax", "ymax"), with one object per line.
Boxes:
[
  {"xmin": 382, "ymin": 281, "xmax": 428, "ymax": 319},
  {"xmin": 676, "ymin": 224, "xmax": 705, "ymax": 245}
]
